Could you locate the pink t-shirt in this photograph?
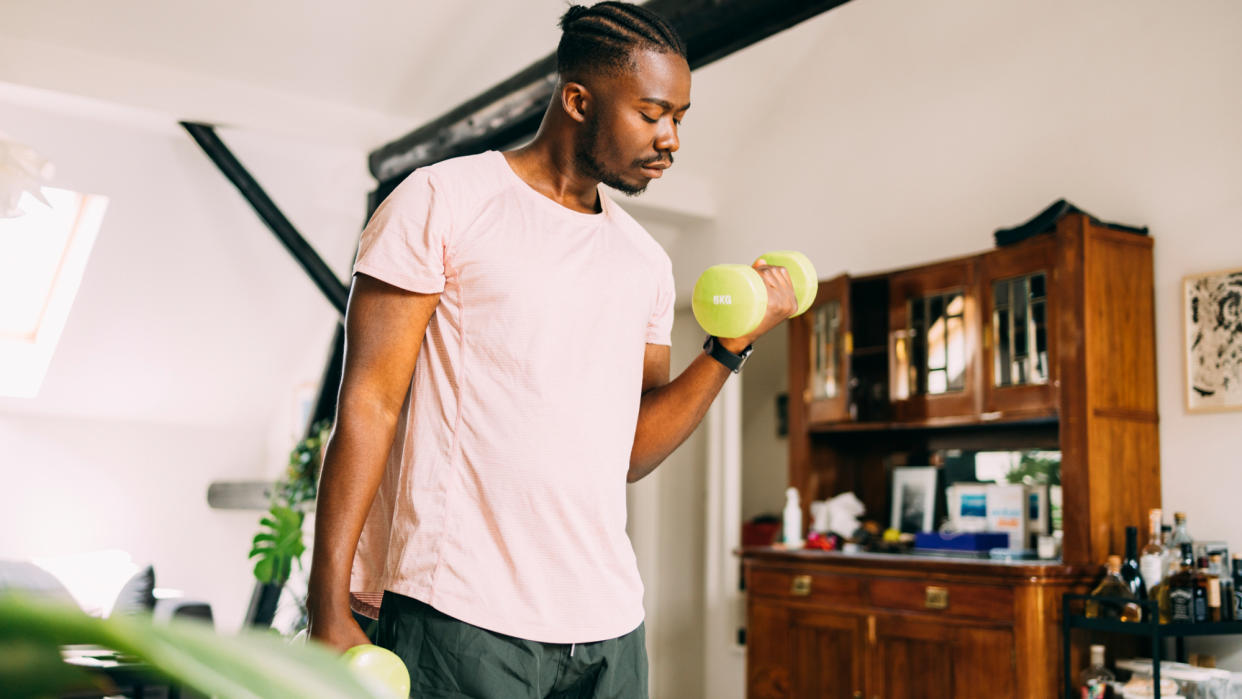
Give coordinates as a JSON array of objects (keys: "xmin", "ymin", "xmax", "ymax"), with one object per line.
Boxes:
[{"xmin": 348, "ymin": 151, "xmax": 674, "ymax": 643}]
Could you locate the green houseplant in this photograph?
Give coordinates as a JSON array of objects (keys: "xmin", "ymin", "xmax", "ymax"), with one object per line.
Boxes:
[
  {"xmin": 248, "ymin": 420, "xmax": 331, "ymax": 629},
  {"xmin": 0, "ymin": 593, "xmax": 380, "ymax": 698}
]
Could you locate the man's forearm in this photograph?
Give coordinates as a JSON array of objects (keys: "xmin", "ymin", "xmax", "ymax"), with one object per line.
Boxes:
[
  {"xmin": 305, "ymin": 402, "xmax": 400, "ymax": 622},
  {"xmin": 627, "ymin": 348, "xmax": 737, "ymax": 482}
]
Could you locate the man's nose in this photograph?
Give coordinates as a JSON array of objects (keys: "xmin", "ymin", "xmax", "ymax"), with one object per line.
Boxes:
[{"xmin": 655, "ymin": 120, "xmax": 679, "ymax": 154}]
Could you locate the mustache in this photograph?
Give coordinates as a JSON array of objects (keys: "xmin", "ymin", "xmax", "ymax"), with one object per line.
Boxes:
[{"xmin": 638, "ymin": 154, "xmax": 674, "ymax": 167}]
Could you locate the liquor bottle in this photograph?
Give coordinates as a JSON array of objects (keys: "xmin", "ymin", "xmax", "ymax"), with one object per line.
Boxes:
[
  {"xmin": 1233, "ymin": 554, "xmax": 1242, "ymax": 621},
  {"xmin": 1168, "ymin": 512, "xmax": 1193, "ymax": 552},
  {"xmin": 1168, "ymin": 543, "xmax": 1197, "ymax": 623},
  {"xmin": 1087, "ymin": 555, "xmax": 1142, "ymax": 622},
  {"xmin": 1206, "ymin": 555, "xmax": 1223, "ymax": 622},
  {"xmin": 1121, "ymin": 525, "xmax": 1146, "ymax": 600},
  {"xmin": 1194, "ymin": 556, "xmax": 1211, "ymax": 623},
  {"xmin": 1139, "ymin": 508, "xmax": 1166, "ymax": 593},
  {"xmin": 1079, "ymin": 644, "xmax": 1115, "ymax": 699},
  {"xmin": 1221, "ymin": 564, "xmax": 1235, "ymax": 621},
  {"xmin": 1154, "ymin": 555, "xmax": 1175, "ymax": 624}
]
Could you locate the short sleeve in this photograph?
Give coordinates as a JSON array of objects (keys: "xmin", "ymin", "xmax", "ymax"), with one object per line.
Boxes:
[
  {"xmin": 352, "ymin": 169, "xmax": 451, "ymax": 293},
  {"xmin": 645, "ymin": 257, "xmax": 675, "ymax": 346}
]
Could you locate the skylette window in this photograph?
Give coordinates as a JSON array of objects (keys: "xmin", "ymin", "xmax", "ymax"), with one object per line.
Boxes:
[{"xmin": 0, "ymin": 187, "xmax": 108, "ymax": 397}]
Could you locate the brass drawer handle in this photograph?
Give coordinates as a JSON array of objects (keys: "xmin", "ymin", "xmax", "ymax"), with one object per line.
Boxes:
[
  {"xmin": 925, "ymin": 585, "xmax": 949, "ymax": 610},
  {"xmin": 791, "ymin": 575, "xmax": 812, "ymax": 596}
]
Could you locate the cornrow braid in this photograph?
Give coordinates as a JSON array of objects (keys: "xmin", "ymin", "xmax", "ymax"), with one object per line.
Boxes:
[{"xmin": 557, "ymin": 2, "xmax": 686, "ymax": 81}]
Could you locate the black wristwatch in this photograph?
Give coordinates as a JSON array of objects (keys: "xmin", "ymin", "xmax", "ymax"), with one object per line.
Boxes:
[{"xmin": 703, "ymin": 335, "xmax": 753, "ymax": 374}]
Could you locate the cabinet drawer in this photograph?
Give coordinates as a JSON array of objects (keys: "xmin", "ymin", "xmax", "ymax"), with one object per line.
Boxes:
[
  {"xmin": 868, "ymin": 578, "xmax": 1013, "ymax": 622},
  {"xmin": 747, "ymin": 568, "xmax": 864, "ymax": 606}
]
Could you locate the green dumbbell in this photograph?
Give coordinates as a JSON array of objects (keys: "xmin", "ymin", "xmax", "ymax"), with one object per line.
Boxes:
[
  {"xmin": 691, "ymin": 250, "xmax": 817, "ymax": 338},
  {"xmin": 342, "ymin": 644, "xmax": 412, "ymax": 699},
  {"xmin": 291, "ymin": 631, "xmax": 412, "ymax": 699}
]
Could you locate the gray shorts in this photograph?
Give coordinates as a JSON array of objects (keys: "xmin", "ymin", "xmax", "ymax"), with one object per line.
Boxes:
[{"xmin": 376, "ymin": 590, "xmax": 648, "ymax": 699}]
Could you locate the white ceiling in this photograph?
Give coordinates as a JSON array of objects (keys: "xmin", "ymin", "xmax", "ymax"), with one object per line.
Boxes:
[{"xmin": 0, "ymin": 0, "xmax": 846, "ymax": 173}]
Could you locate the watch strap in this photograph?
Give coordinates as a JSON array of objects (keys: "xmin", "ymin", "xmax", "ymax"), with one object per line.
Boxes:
[{"xmin": 703, "ymin": 335, "xmax": 753, "ymax": 374}]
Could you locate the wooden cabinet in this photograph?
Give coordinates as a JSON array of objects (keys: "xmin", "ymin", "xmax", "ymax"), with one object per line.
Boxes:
[
  {"xmin": 744, "ymin": 553, "xmax": 1083, "ymax": 699},
  {"xmin": 749, "ymin": 601, "xmax": 865, "ymax": 699},
  {"xmin": 867, "ymin": 616, "xmax": 1015, "ymax": 699},
  {"xmin": 754, "ymin": 212, "xmax": 1161, "ymax": 697}
]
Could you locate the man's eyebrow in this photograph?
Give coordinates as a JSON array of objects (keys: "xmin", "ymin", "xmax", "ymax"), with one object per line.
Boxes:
[{"xmin": 639, "ymin": 98, "xmax": 691, "ymax": 111}]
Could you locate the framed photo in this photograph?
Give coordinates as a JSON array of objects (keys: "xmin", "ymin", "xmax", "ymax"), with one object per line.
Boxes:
[
  {"xmin": 891, "ymin": 466, "xmax": 938, "ymax": 533},
  {"xmin": 1184, "ymin": 267, "xmax": 1242, "ymax": 412}
]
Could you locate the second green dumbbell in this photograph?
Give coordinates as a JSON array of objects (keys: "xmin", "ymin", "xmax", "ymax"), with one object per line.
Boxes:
[{"xmin": 691, "ymin": 250, "xmax": 817, "ymax": 339}]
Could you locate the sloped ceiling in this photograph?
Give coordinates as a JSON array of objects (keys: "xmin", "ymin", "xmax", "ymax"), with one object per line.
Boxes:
[{"xmin": 0, "ymin": 0, "xmax": 844, "ymax": 176}]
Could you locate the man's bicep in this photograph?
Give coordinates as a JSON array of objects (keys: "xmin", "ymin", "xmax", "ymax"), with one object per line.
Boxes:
[
  {"xmin": 641, "ymin": 343, "xmax": 671, "ymax": 395},
  {"xmin": 339, "ymin": 273, "xmax": 441, "ymax": 416}
]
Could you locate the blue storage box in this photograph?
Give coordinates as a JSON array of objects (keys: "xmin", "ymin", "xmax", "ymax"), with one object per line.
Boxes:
[{"xmin": 915, "ymin": 532, "xmax": 1010, "ymax": 552}]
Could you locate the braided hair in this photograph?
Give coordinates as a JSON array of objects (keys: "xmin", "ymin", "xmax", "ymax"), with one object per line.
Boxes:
[{"xmin": 557, "ymin": 2, "xmax": 686, "ymax": 82}]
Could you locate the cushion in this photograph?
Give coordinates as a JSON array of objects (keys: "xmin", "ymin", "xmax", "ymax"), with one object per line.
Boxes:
[
  {"xmin": 111, "ymin": 565, "xmax": 155, "ymax": 617},
  {"xmin": 0, "ymin": 560, "xmax": 78, "ymax": 607}
]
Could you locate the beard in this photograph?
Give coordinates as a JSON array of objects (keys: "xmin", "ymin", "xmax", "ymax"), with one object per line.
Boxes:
[{"xmin": 574, "ymin": 113, "xmax": 650, "ymax": 197}]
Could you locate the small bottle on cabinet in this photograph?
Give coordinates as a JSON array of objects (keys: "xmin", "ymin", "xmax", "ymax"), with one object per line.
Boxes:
[
  {"xmin": 1168, "ymin": 543, "xmax": 1197, "ymax": 623},
  {"xmin": 782, "ymin": 487, "xmax": 803, "ymax": 549},
  {"xmin": 1079, "ymin": 644, "xmax": 1115, "ymax": 699},
  {"xmin": 1087, "ymin": 555, "xmax": 1142, "ymax": 622}
]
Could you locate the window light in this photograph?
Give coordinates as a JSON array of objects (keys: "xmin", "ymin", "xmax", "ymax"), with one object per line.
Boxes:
[{"xmin": 0, "ymin": 187, "xmax": 108, "ymax": 397}]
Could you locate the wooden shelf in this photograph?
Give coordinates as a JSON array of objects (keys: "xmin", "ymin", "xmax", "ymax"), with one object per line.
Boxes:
[
  {"xmin": 850, "ymin": 345, "xmax": 887, "ymax": 358},
  {"xmin": 807, "ymin": 411, "xmax": 1058, "ymax": 434}
]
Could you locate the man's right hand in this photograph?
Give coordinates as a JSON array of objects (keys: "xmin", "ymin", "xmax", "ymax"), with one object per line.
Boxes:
[{"xmin": 307, "ymin": 611, "xmax": 372, "ymax": 654}]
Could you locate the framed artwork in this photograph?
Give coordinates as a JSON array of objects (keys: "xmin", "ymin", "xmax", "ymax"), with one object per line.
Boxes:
[
  {"xmin": 1184, "ymin": 267, "xmax": 1242, "ymax": 412},
  {"xmin": 891, "ymin": 466, "xmax": 938, "ymax": 533}
]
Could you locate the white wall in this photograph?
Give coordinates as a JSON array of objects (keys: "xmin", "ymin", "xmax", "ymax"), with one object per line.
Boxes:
[
  {"xmin": 678, "ymin": 0, "xmax": 1242, "ymax": 677},
  {"xmin": 0, "ymin": 83, "xmax": 370, "ymax": 631},
  {"xmin": 628, "ymin": 307, "xmax": 709, "ymax": 699}
]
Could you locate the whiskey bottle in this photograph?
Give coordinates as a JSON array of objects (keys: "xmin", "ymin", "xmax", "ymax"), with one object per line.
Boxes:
[
  {"xmin": 1222, "ymin": 556, "xmax": 1242, "ymax": 620},
  {"xmin": 1078, "ymin": 644, "xmax": 1115, "ymax": 699},
  {"xmin": 1122, "ymin": 525, "xmax": 1146, "ymax": 599},
  {"xmin": 1087, "ymin": 555, "xmax": 1142, "ymax": 622},
  {"xmin": 1233, "ymin": 554, "xmax": 1242, "ymax": 621},
  {"xmin": 1153, "ymin": 557, "xmax": 1175, "ymax": 624},
  {"xmin": 1194, "ymin": 556, "xmax": 1210, "ymax": 623},
  {"xmin": 1206, "ymin": 555, "xmax": 1223, "ymax": 622},
  {"xmin": 1168, "ymin": 512, "xmax": 1193, "ymax": 552},
  {"xmin": 1169, "ymin": 543, "xmax": 1197, "ymax": 624},
  {"xmin": 1139, "ymin": 508, "xmax": 1166, "ymax": 593}
]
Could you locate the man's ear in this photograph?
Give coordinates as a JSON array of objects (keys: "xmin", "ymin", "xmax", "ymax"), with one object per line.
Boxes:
[{"xmin": 560, "ymin": 81, "xmax": 590, "ymax": 124}]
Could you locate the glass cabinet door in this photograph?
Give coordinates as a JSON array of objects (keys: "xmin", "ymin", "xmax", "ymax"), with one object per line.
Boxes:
[
  {"xmin": 804, "ymin": 275, "xmax": 852, "ymax": 424},
  {"xmin": 980, "ymin": 236, "xmax": 1057, "ymax": 418},
  {"xmin": 906, "ymin": 290, "xmax": 968, "ymax": 396},
  {"xmin": 991, "ymin": 272, "xmax": 1049, "ymax": 388},
  {"xmin": 888, "ymin": 257, "xmax": 979, "ymax": 421},
  {"xmin": 810, "ymin": 300, "xmax": 843, "ymax": 401}
]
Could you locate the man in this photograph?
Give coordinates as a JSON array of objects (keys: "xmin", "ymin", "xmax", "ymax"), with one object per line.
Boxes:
[{"xmin": 306, "ymin": 3, "xmax": 795, "ymax": 697}]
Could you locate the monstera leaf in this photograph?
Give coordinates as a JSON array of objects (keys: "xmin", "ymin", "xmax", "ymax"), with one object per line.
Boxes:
[
  {"xmin": 249, "ymin": 504, "xmax": 306, "ymax": 585},
  {"xmin": 0, "ymin": 593, "xmax": 380, "ymax": 698}
]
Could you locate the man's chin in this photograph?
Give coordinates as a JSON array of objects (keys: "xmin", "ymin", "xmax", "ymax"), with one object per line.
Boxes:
[{"xmin": 603, "ymin": 176, "xmax": 649, "ymax": 197}]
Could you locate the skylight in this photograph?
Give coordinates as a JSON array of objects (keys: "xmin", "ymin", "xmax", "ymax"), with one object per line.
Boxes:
[{"xmin": 0, "ymin": 187, "xmax": 108, "ymax": 398}]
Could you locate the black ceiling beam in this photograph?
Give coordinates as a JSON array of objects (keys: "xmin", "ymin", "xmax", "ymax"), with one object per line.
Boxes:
[
  {"xmin": 181, "ymin": 121, "xmax": 350, "ymax": 315},
  {"xmin": 368, "ymin": 0, "xmax": 853, "ymax": 201}
]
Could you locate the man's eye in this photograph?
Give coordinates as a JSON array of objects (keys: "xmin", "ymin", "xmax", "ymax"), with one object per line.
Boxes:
[{"xmin": 640, "ymin": 113, "xmax": 659, "ymax": 123}]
